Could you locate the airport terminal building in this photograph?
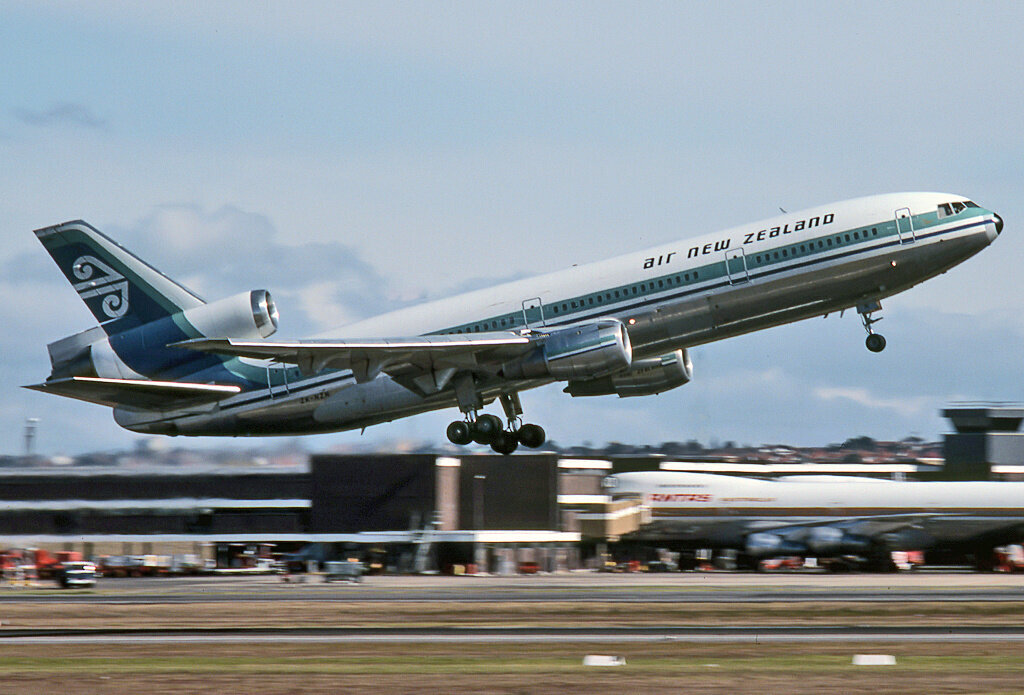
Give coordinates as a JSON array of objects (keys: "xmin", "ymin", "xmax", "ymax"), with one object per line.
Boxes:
[
  {"xmin": 0, "ymin": 453, "xmax": 963, "ymax": 572},
  {"xmin": 0, "ymin": 454, "xmax": 601, "ymax": 572},
  {"xmin": 4, "ymin": 405, "xmax": 1023, "ymax": 572}
]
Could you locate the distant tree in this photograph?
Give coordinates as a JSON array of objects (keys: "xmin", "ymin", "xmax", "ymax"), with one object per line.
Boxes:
[{"xmin": 841, "ymin": 436, "xmax": 877, "ymax": 451}]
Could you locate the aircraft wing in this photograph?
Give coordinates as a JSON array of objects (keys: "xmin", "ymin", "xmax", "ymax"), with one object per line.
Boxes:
[
  {"xmin": 23, "ymin": 376, "xmax": 241, "ymax": 409},
  {"xmin": 749, "ymin": 513, "xmax": 942, "ymax": 536},
  {"xmin": 173, "ymin": 332, "xmax": 534, "ymax": 392}
]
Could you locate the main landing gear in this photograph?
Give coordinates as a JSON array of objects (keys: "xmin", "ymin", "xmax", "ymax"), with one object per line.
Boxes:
[
  {"xmin": 446, "ymin": 392, "xmax": 546, "ymax": 455},
  {"xmin": 858, "ymin": 301, "xmax": 886, "ymax": 353}
]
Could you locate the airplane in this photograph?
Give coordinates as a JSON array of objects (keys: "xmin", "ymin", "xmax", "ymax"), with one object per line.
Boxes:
[
  {"xmin": 604, "ymin": 470, "xmax": 1024, "ymax": 570},
  {"xmin": 26, "ymin": 192, "xmax": 1002, "ymax": 454}
]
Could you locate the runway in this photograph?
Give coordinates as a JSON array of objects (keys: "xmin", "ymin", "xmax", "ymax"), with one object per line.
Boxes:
[
  {"xmin": 3, "ymin": 571, "xmax": 1021, "ymax": 603},
  {"xmin": 4, "ymin": 625, "xmax": 1024, "ymax": 644}
]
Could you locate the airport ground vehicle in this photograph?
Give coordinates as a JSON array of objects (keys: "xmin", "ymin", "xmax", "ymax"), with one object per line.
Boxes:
[
  {"xmin": 323, "ymin": 561, "xmax": 363, "ymax": 583},
  {"xmin": 56, "ymin": 561, "xmax": 98, "ymax": 588}
]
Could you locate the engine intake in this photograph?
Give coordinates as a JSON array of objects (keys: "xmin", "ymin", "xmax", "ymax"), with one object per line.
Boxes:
[
  {"xmin": 503, "ymin": 319, "xmax": 632, "ymax": 381},
  {"xmin": 564, "ymin": 348, "xmax": 692, "ymax": 397},
  {"xmin": 180, "ymin": 289, "xmax": 279, "ymax": 340}
]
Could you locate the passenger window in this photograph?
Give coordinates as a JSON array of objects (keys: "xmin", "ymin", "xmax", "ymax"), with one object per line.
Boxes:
[
  {"xmin": 827, "ymin": 239, "xmax": 833, "ymax": 247},
  {"xmin": 782, "ymin": 249, "xmax": 787, "ymax": 257},
  {"xmin": 872, "ymin": 228, "xmax": 877, "ymax": 235},
  {"xmin": 658, "ymin": 280, "xmax": 663, "ymax": 288},
  {"xmin": 853, "ymin": 232, "xmax": 859, "ymax": 239}
]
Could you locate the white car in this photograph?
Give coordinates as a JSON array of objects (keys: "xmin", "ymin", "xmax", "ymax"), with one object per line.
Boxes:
[{"xmin": 57, "ymin": 562, "xmax": 97, "ymax": 588}]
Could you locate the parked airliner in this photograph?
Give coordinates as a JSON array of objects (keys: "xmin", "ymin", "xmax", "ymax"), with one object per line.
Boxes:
[
  {"xmin": 27, "ymin": 193, "xmax": 1002, "ymax": 453},
  {"xmin": 605, "ymin": 470, "xmax": 1024, "ymax": 569}
]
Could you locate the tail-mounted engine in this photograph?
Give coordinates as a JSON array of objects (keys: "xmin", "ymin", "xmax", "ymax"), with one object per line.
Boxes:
[
  {"xmin": 45, "ymin": 289, "xmax": 278, "ymax": 380},
  {"xmin": 564, "ymin": 348, "xmax": 693, "ymax": 398},
  {"xmin": 502, "ymin": 319, "xmax": 632, "ymax": 381},
  {"xmin": 177, "ymin": 289, "xmax": 279, "ymax": 341}
]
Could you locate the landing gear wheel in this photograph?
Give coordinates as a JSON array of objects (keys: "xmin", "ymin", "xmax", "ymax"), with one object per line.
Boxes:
[
  {"xmin": 490, "ymin": 429, "xmax": 519, "ymax": 455},
  {"xmin": 516, "ymin": 423, "xmax": 546, "ymax": 449},
  {"xmin": 446, "ymin": 421, "xmax": 472, "ymax": 446},
  {"xmin": 472, "ymin": 414, "xmax": 503, "ymax": 444},
  {"xmin": 865, "ymin": 333, "xmax": 886, "ymax": 353}
]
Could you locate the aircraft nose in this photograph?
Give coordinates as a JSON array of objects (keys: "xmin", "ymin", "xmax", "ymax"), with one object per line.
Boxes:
[{"xmin": 994, "ymin": 213, "xmax": 1004, "ymax": 235}]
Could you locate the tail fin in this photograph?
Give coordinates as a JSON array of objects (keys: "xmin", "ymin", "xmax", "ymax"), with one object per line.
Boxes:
[{"xmin": 34, "ymin": 220, "xmax": 206, "ymax": 333}]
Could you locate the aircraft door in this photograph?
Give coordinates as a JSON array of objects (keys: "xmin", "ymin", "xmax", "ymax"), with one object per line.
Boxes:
[
  {"xmin": 895, "ymin": 207, "xmax": 915, "ymax": 244},
  {"xmin": 266, "ymin": 364, "xmax": 290, "ymax": 398},
  {"xmin": 521, "ymin": 297, "xmax": 546, "ymax": 329},
  {"xmin": 724, "ymin": 248, "xmax": 750, "ymax": 285}
]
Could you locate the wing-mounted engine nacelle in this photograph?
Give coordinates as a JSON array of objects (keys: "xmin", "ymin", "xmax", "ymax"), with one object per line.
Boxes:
[
  {"xmin": 744, "ymin": 532, "xmax": 806, "ymax": 558},
  {"xmin": 747, "ymin": 528, "xmax": 874, "ymax": 559},
  {"xmin": 502, "ymin": 319, "xmax": 632, "ymax": 381},
  {"xmin": 178, "ymin": 289, "xmax": 279, "ymax": 340},
  {"xmin": 564, "ymin": 348, "xmax": 693, "ymax": 398},
  {"xmin": 806, "ymin": 527, "xmax": 872, "ymax": 555}
]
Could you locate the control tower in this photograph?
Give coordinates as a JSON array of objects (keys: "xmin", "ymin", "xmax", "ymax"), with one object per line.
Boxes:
[{"xmin": 942, "ymin": 404, "xmax": 1024, "ymax": 480}]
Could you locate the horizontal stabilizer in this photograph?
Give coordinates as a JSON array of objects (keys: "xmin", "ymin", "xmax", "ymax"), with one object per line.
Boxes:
[{"xmin": 23, "ymin": 376, "xmax": 240, "ymax": 409}]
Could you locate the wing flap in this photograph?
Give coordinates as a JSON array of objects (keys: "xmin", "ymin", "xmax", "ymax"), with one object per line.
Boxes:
[{"xmin": 24, "ymin": 376, "xmax": 241, "ymax": 409}]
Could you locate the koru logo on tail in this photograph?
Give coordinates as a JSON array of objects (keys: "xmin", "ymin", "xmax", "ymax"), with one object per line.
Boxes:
[{"xmin": 72, "ymin": 255, "xmax": 129, "ymax": 319}]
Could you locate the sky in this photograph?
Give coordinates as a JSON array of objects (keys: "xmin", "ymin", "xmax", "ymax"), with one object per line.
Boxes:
[{"xmin": 2, "ymin": 1, "xmax": 1023, "ymax": 455}]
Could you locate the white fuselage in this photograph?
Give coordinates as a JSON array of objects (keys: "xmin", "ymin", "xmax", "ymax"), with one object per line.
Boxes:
[
  {"xmin": 114, "ymin": 192, "xmax": 1001, "ymax": 436},
  {"xmin": 605, "ymin": 470, "xmax": 1024, "ymax": 553}
]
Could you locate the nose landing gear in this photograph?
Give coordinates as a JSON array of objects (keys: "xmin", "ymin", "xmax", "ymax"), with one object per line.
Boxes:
[
  {"xmin": 445, "ymin": 391, "xmax": 547, "ymax": 455},
  {"xmin": 858, "ymin": 301, "xmax": 886, "ymax": 353}
]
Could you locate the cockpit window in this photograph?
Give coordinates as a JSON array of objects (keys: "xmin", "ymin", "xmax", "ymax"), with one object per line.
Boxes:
[
  {"xmin": 964, "ymin": 201, "xmax": 979, "ymax": 208},
  {"xmin": 937, "ymin": 201, "xmax": 966, "ymax": 218}
]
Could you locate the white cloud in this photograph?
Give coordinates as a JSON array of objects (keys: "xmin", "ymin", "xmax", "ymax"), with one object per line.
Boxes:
[
  {"xmin": 291, "ymin": 281, "xmax": 361, "ymax": 329},
  {"xmin": 813, "ymin": 387, "xmax": 932, "ymax": 419}
]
